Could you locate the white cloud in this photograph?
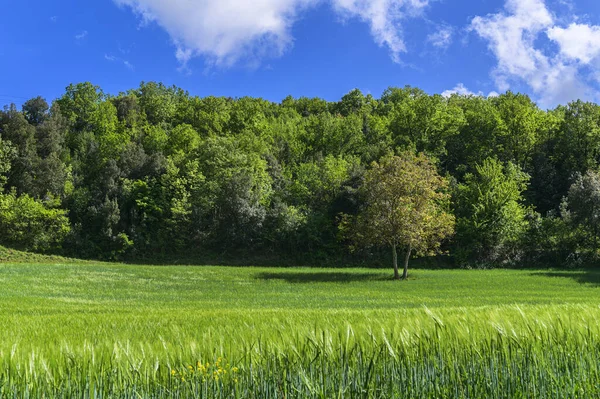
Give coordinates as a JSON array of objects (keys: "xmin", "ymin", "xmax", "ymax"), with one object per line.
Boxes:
[
  {"xmin": 470, "ymin": 0, "xmax": 600, "ymax": 107},
  {"xmin": 331, "ymin": 0, "xmax": 430, "ymax": 62},
  {"xmin": 442, "ymin": 83, "xmax": 479, "ymax": 97},
  {"xmin": 113, "ymin": 0, "xmax": 430, "ymax": 67},
  {"xmin": 75, "ymin": 30, "xmax": 88, "ymax": 40},
  {"xmin": 470, "ymin": 0, "xmax": 553, "ymax": 87},
  {"xmin": 427, "ymin": 25, "xmax": 453, "ymax": 49},
  {"xmin": 547, "ymin": 23, "xmax": 600, "ymax": 64},
  {"xmin": 441, "ymin": 83, "xmax": 497, "ymax": 98},
  {"xmin": 105, "ymin": 54, "xmax": 135, "ymax": 71},
  {"xmin": 114, "ymin": 0, "xmax": 318, "ymax": 67}
]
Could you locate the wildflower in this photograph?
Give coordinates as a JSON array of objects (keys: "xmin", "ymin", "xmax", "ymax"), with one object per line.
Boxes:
[
  {"xmin": 171, "ymin": 370, "xmax": 176, "ymax": 376},
  {"xmin": 232, "ymin": 367, "xmax": 239, "ymax": 373}
]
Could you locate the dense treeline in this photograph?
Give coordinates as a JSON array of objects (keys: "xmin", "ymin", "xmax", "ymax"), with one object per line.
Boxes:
[{"xmin": 1, "ymin": 82, "xmax": 600, "ymax": 267}]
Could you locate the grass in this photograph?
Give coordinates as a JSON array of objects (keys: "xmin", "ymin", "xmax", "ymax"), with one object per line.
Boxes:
[
  {"xmin": 1, "ymin": 259, "xmax": 600, "ymax": 397},
  {"xmin": 0, "ymin": 245, "xmax": 88, "ymax": 265}
]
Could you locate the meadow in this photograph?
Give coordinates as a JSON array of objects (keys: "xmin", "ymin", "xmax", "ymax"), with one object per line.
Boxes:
[{"xmin": 1, "ymin": 258, "xmax": 600, "ymax": 398}]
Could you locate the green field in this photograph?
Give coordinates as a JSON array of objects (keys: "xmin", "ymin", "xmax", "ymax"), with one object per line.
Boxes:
[{"xmin": 2, "ymin": 261, "xmax": 600, "ymax": 398}]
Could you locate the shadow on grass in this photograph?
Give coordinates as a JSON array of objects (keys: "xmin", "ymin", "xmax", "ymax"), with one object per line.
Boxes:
[
  {"xmin": 255, "ymin": 271, "xmax": 389, "ymax": 283},
  {"xmin": 530, "ymin": 269, "xmax": 600, "ymax": 286}
]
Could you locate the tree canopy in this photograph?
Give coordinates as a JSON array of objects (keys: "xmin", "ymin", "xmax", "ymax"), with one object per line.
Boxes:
[
  {"xmin": 349, "ymin": 153, "xmax": 454, "ymax": 279},
  {"xmin": 1, "ymin": 82, "xmax": 600, "ymax": 267}
]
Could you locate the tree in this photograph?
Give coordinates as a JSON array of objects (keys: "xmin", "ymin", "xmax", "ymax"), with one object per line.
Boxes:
[
  {"xmin": 22, "ymin": 96, "xmax": 49, "ymax": 126},
  {"xmin": 0, "ymin": 104, "xmax": 38, "ymax": 195},
  {"xmin": 0, "ymin": 189, "xmax": 70, "ymax": 251},
  {"xmin": 455, "ymin": 158, "xmax": 530, "ymax": 265},
  {"xmin": 0, "ymin": 137, "xmax": 15, "ymax": 189},
  {"xmin": 351, "ymin": 153, "xmax": 455, "ymax": 279},
  {"xmin": 492, "ymin": 92, "xmax": 541, "ymax": 170},
  {"xmin": 565, "ymin": 170, "xmax": 600, "ymax": 255}
]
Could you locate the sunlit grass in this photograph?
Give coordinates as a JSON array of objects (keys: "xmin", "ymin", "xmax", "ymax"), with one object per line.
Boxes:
[{"xmin": 2, "ymin": 262, "xmax": 600, "ymax": 397}]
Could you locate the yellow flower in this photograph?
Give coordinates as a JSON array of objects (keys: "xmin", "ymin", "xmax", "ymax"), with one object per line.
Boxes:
[
  {"xmin": 232, "ymin": 367, "xmax": 239, "ymax": 373},
  {"xmin": 171, "ymin": 370, "xmax": 176, "ymax": 376}
]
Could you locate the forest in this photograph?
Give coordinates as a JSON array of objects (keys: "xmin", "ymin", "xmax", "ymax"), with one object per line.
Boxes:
[{"xmin": 1, "ymin": 82, "xmax": 599, "ymax": 267}]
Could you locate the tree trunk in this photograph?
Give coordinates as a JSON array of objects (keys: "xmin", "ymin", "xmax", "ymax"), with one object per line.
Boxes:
[
  {"xmin": 392, "ymin": 244, "xmax": 400, "ymax": 280},
  {"xmin": 402, "ymin": 245, "xmax": 412, "ymax": 280}
]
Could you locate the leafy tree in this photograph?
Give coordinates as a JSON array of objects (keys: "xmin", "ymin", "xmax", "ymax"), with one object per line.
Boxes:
[
  {"xmin": 0, "ymin": 137, "xmax": 15, "ymax": 188},
  {"xmin": 0, "ymin": 190, "xmax": 70, "ymax": 251},
  {"xmin": 113, "ymin": 94, "xmax": 141, "ymax": 129},
  {"xmin": 0, "ymin": 104, "xmax": 38, "ymax": 195},
  {"xmin": 22, "ymin": 96, "xmax": 49, "ymax": 126},
  {"xmin": 196, "ymin": 136, "xmax": 272, "ymax": 248},
  {"xmin": 558, "ymin": 101, "xmax": 600, "ymax": 174},
  {"xmin": 382, "ymin": 87, "xmax": 465, "ymax": 159},
  {"xmin": 56, "ymin": 82, "xmax": 104, "ymax": 134},
  {"xmin": 283, "ymin": 96, "xmax": 329, "ymax": 117},
  {"xmin": 455, "ymin": 158, "xmax": 530, "ymax": 266},
  {"xmin": 350, "ymin": 153, "xmax": 454, "ymax": 279},
  {"xmin": 136, "ymin": 82, "xmax": 179, "ymax": 125},
  {"xmin": 333, "ymin": 89, "xmax": 367, "ymax": 116},
  {"xmin": 445, "ymin": 96, "xmax": 504, "ymax": 177},
  {"xmin": 526, "ymin": 109, "xmax": 564, "ymax": 213},
  {"xmin": 492, "ymin": 92, "xmax": 541, "ymax": 170},
  {"xmin": 564, "ymin": 170, "xmax": 600, "ymax": 256}
]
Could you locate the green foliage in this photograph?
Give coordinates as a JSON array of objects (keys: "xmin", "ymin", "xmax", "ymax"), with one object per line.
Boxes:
[
  {"xmin": 492, "ymin": 92, "xmax": 542, "ymax": 169},
  {"xmin": 386, "ymin": 88, "xmax": 465, "ymax": 158},
  {"xmin": 3, "ymin": 82, "xmax": 600, "ymax": 265},
  {"xmin": 0, "ymin": 136, "xmax": 15, "ymax": 188},
  {"xmin": 0, "ymin": 190, "xmax": 70, "ymax": 251},
  {"xmin": 562, "ymin": 170, "xmax": 600, "ymax": 261},
  {"xmin": 56, "ymin": 82, "xmax": 104, "ymax": 134},
  {"xmin": 455, "ymin": 158, "xmax": 530, "ymax": 266},
  {"xmin": 349, "ymin": 153, "xmax": 455, "ymax": 278}
]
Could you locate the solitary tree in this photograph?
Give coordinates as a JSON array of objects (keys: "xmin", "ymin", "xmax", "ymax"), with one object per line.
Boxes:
[{"xmin": 352, "ymin": 153, "xmax": 455, "ymax": 280}]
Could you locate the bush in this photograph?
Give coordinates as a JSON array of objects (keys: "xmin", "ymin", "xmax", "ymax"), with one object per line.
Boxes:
[{"xmin": 0, "ymin": 190, "xmax": 70, "ymax": 252}]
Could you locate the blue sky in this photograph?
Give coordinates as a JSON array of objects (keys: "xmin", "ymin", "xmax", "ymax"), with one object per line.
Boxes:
[{"xmin": 1, "ymin": 0, "xmax": 600, "ymax": 109}]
